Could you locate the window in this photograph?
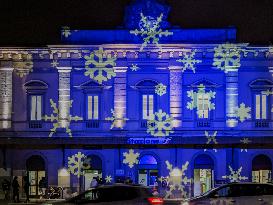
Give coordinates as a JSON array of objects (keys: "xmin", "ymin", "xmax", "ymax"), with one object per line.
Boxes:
[
  {"xmin": 255, "ymin": 94, "xmax": 268, "ymax": 120},
  {"xmin": 197, "ymin": 93, "xmax": 209, "ymax": 119},
  {"xmin": 142, "ymin": 94, "xmax": 154, "ymax": 120},
  {"xmin": 87, "ymin": 95, "xmax": 99, "ymax": 120},
  {"xmin": 30, "ymin": 95, "xmax": 42, "ymax": 121}
]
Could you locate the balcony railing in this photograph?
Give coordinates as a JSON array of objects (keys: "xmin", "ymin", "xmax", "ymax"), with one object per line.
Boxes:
[
  {"xmin": 29, "ymin": 121, "xmax": 42, "ymax": 129},
  {"xmin": 255, "ymin": 120, "xmax": 269, "ymax": 128},
  {"xmin": 86, "ymin": 120, "xmax": 100, "ymax": 128},
  {"xmin": 196, "ymin": 120, "xmax": 211, "ymax": 127}
]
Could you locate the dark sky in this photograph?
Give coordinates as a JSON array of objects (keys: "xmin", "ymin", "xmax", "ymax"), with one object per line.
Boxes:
[{"xmin": 0, "ymin": 0, "xmax": 272, "ymax": 46}]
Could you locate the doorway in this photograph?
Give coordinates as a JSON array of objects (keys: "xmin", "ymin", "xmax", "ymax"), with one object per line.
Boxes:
[{"xmin": 252, "ymin": 154, "xmax": 272, "ymax": 183}]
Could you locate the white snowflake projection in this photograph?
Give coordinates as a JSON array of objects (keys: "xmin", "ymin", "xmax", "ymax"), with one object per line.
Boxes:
[
  {"xmin": 204, "ymin": 131, "xmax": 218, "ymax": 152},
  {"xmin": 123, "ymin": 149, "xmax": 140, "ymax": 168},
  {"xmin": 155, "ymin": 83, "xmax": 167, "ymax": 96},
  {"xmin": 13, "ymin": 61, "xmax": 34, "ymax": 78},
  {"xmin": 187, "ymin": 84, "xmax": 216, "ymax": 118},
  {"xmin": 222, "ymin": 166, "xmax": 248, "ymax": 182},
  {"xmin": 43, "ymin": 99, "xmax": 82, "ymax": 137},
  {"xmin": 213, "ymin": 43, "xmax": 258, "ymax": 73},
  {"xmin": 130, "ymin": 13, "xmax": 173, "ymax": 51},
  {"xmin": 80, "ymin": 47, "xmax": 116, "ymax": 84},
  {"xmin": 62, "ymin": 26, "xmax": 71, "ymax": 38},
  {"xmin": 51, "ymin": 60, "xmax": 59, "ymax": 68},
  {"xmin": 105, "ymin": 109, "xmax": 129, "ymax": 129},
  {"xmin": 130, "ymin": 64, "xmax": 140, "ymax": 71},
  {"xmin": 164, "ymin": 161, "xmax": 191, "ymax": 199},
  {"xmin": 235, "ymin": 103, "xmax": 251, "ymax": 122},
  {"xmin": 213, "ymin": 43, "xmax": 241, "ymax": 72},
  {"xmin": 176, "ymin": 50, "xmax": 202, "ymax": 73},
  {"xmin": 147, "ymin": 109, "xmax": 174, "ymax": 137},
  {"xmin": 105, "ymin": 175, "xmax": 113, "ymax": 183},
  {"xmin": 210, "ymin": 198, "xmax": 235, "ymax": 205},
  {"xmin": 240, "ymin": 138, "xmax": 251, "ymax": 152},
  {"xmin": 68, "ymin": 152, "xmax": 90, "ymax": 178}
]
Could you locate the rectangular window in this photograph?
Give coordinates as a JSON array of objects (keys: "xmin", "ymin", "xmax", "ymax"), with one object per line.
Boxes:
[
  {"xmin": 142, "ymin": 94, "xmax": 154, "ymax": 120},
  {"xmin": 255, "ymin": 94, "xmax": 267, "ymax": 120},
  {"xmin": 197, "ymin": 93, "xmax": 209, "ymax": 119},
  {"xmin": 87, "ymin": 95, "xmax": 99, "ymax": 120},
  {"xmin": 30, "ymin": 95, "xmax": 42, "ymax": 120}
]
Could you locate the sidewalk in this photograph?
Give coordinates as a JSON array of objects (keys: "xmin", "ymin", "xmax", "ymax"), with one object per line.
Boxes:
[{"xmin": 5, "ymin": 198, "xmax": 65, "ymax": 205}]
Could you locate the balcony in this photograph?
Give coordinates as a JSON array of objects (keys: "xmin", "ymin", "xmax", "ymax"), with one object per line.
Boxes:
[
  {"xmin": 196, "ymin": 120, "xmax": 211, "ymax": 127},
  {"xmin": 255, "ymin": 120, "xmax": 269, "ymax": 128},
  {"xmin": 86, "ymin": 120, "xmax": 100, "ymax": 129},
  {"xmin": 29, "ymin": 121, "xmax": 42, "ymax": 129}
]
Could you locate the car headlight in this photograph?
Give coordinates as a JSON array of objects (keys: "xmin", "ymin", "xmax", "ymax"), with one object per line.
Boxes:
[{"xmin": 182, "ymin": 202, "xmax": 189, "ymax": 205}]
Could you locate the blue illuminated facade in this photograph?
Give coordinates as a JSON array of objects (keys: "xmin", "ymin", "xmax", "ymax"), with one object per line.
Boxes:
[{"xmin": 0, "ymin": 0, "xmax": 272, "ymax": 198}]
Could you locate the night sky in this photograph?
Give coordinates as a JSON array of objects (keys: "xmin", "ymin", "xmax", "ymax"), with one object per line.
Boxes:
[{"xmin": 0, "ymin": 0, "xmax": 272, "ymax": 46}]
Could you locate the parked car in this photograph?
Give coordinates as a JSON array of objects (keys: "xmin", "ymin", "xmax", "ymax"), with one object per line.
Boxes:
[
  {"xmin": 43, "ymin": 184, "xmax": 164, "ymax": 205},
  {"xmin": 182, "ymin": 182, "xmax": 273, "ymax": 205}
]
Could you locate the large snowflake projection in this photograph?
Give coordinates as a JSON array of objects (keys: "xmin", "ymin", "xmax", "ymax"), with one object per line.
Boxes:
[
  {"xmin": 105, "ymin": 109, "xmax": 129, "ymax": 129},
  {"xmin": 123, "ymin": 149, "xmax": 140, "ymax": 168},
  {"xmin": 43, "ymin": 99, "xmax": 82, "ymax": 137},
  {"xmin": 204, "ymin": 131, "xmax": 218, "ymax": 152},
  {"xmin": 147, "ymin": 109, "xmax": 174, "ymax": 137},
  {"xmin": 13, "ymin": 53, "xmax": 34, "ymax": 78},
  {"xmin": 80, "ymin": 47, "xmax": 117, "ymax": 84},
  {"xmin": 240, "ymin": 138, "xmax": 251, "ymax": 152},
  {"xmin": 62, "ymin": 26, "xmax": 71, "ymax": 38},
  {"xmin": 210, "ymin": 198, "xmax": 235, "ymax": 205},
  {"xmin": 155, "ymin": 83, "xmax": 167, "ymax": 96},
  {"xmin": 222, "ymin": 166, "xmax": 248, "ymax": 182},
  {"xmin": 235, "ymin": 103, "xmax": 251, "ymax": 122},
  {"xmin": 187, "ymin": 84, "xmax": 216, "ymax": 118},
  {"xmin": 213, "ymin": 43, "xmax": 258, "ymax": 73},
  {"xmin": 176, "ymin": 50, "xmax": 202, "ymax": 73},
  {"xmin": 164, "ymin": 161, "xmax": 191, "ymax": 199},
  {"xmin": 68, "ymin": 152, "xmax": 90, "ymax": 178},
  {"xmin": 130, "ymin": 13, "xmax": 173, "ymax": 51}
]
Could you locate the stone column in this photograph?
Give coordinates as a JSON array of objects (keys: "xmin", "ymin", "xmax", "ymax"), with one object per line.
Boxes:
[
  {"xmin": 57, "ymin": 67, "xmax": 72, "ymax": 128},
  {"xmin": 169, "ymin": 66, "xmax": 183, "ymax": 127},
  {"xmin": 114, "ymin": 67, "xmax": 127, "ymax": 128},
  {"xmin": 226, "ymin": 68, "xmax": 239, "ymax": 127},
  {"xmin": 0, "ymin": 67, "xmax": 14, "ymax": 129}
]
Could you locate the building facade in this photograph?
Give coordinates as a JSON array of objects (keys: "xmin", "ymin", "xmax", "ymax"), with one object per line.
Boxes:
[{"xmin": 0, "ymin": 0, "xmax": 273, "ymax": 198}]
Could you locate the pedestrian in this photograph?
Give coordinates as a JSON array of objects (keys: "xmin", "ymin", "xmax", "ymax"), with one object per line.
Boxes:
[
  {"xmin": 90, "ymin": 177, "xmax": 98, "ymax": 188},
  {"xmin": 2, "ymin": 179, "xmax": 10, "ymax": 200},
  {"xmin": 23, "ymin": 176, "xmax": 30, "ymax": 203},
  {"xmin": 38, "ymin": 177, "xmax": 47, "ymax": 199},
  {"xmin": 12, "ymin": 176, "xmax": 19, "ymax": 203}
]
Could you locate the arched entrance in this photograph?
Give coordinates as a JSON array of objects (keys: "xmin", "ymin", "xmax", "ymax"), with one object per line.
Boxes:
[
  {"xmin": 252, "ymin": 154, "xmax": 272, "ymax": 183},
  {"xmin": 26, "ymin": 155, "xmax": 46, "ymax": 197},
  {"xmin": 83, "ymin": 155, "xmax": 102, "ymax": 190},
  {"xmin": 193, "ymin": 154, "xmax": 214, "ymax": 196},
  {"xmin": 137, "ymin": 155, "xmax": 158, "ymax": 186}
]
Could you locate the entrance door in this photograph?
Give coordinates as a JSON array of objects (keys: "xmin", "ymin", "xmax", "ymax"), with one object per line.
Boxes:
[
  {"xmin": 194, "ymin": 154, "xmax": 214, "ymax": 196},
  {"xmin": 26, "ymin": 155, "xmax": 46, "ymax": 197},
  {"xmin": 252, "ymin": 154, "xmax": 272, "ymax": 183},
  {"xmin": 138, "ymin": 155, "xmax": 158, "ymax": 187},
  {"xmin": 83, "ymin": 155, "xmax": 103, "ymax": 190}
]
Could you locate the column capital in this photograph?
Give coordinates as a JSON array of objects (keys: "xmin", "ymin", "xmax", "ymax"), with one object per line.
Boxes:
[
  {"xmin": 57, "ymin": 67, "xmax": 72, "ymax": 73},
  {"xmin": 114, "ymin": 66, "xmax": 127, "ymax": 73},
  {"xmin": 168, "ymin": 66, "xmax": 183, "ymax": 71}
]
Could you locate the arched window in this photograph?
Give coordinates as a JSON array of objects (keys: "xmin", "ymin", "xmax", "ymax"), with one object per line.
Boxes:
[
  {"xmin": 26, "ymin": 155, "xmax": 46, "ymax": 197},
  {"xmin": 138, "ymin": 155, "xmax": 158, "ymax": 186},
  {"xmin": 134, "ymin": 80, "xmax": 158, "ymax": 127},
  {"xmin": 252, "ymin": 154, "xmax": 272, "ymax": 183},
  {"xmin": 24, "ymin": 80, "xmax": 48, "ymax": 129},
  {"xmin": 194, "ymin": 154, "xmax": 214, "ymax": 196}
]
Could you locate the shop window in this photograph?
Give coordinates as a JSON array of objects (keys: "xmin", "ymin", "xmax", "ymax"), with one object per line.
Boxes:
[
  {"xmin": 138, "ymin": 155, "xmax": 158, "ymax": 186},
  {"xmin": 194, "ymin": 154, "xmax": 214, "ymax": 196},
  {"xmin": 252, "ymin": 154, "xmax": 272, "ymax": 183}
]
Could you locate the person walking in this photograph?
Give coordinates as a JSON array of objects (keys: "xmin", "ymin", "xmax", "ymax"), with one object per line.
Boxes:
[
  {"xmin": 12, "ymin": 176, "xmax": 19, "ymax": 203},
  {"xmin": 38, "ymin": 177, "xmax": 47, "ymax": 199},
  {"xmin": 2, "ymin": 179, "xmax": 10, "ymax": 200},
  {"xmin": 23, "ymin": 176, "xmax": 30, "ymax": 203}
]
